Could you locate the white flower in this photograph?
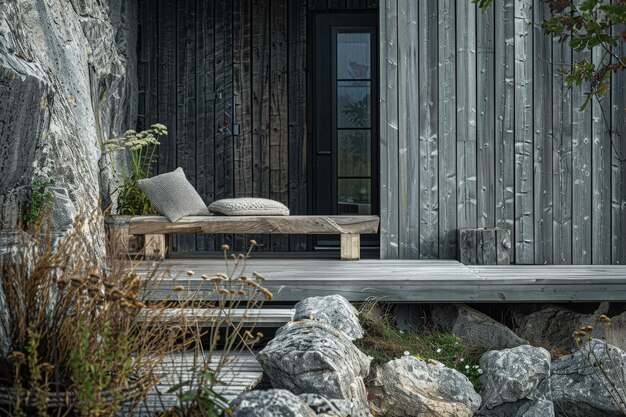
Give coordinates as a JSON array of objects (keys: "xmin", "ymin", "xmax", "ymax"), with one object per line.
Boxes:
[
  {"xmin": 478, "ymin": 369, "xmax": 483, "ymax": 375},
  {"xmin": 473, "ymin": 365, "xmax": 479, "ymax": 369},
  {"xmin": 399, "ymin": 330, "xmax": 404, "ymax": 334},
  {"xmin": 460, "ymin": 358, "xmax": 464, "ymax": 362},
  {"xmin": 403, "ymin": 351, "xmax": 410, "ymax": 356},
  {"xmin": 436, "ymin": 348, "xmax": 442, "ymax": 353},
  {"xmin": 465, "ymin": 365, "xmax": 470, "ymax": 370}
]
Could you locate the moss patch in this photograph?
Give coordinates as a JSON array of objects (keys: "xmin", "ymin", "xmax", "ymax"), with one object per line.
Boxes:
[{"xmin": 356, "ymin": 309, "xmax": 487, "ymax": 389}]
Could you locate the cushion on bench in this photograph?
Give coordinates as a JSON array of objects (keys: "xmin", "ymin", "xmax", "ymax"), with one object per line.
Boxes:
[
  {"xmin": 208, "ymin": 198, "xmax": 289, "ymax": 216},
  {"xmin": 138, "ymin": 167, "xmax": 209, "ymax": 222}
]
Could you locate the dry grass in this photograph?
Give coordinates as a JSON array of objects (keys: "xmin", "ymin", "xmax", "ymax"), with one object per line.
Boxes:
[{"xmin": 0, "ymin": 216, "xmax": 271, "ymax": 417}]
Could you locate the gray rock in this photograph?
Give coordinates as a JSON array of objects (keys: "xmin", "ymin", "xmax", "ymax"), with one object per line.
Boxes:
[
  {"xmin": 432, "ymin": 304, "xmax": 528, "ymax": 350},
  {"xmin": 477, "ymin": 345, "xmax": 553, "ymax": 417},
  {"xmin": 230, "ymin": 389, "xmax": 316, "ymax": 417},
  {"xmin": 513, "ymin": 303, "xmax": 626, "ymax": 353},
  {"xmin": 369, "ymin": 356, "xmax": 481, "ymax": 417},
  {"xmin": 51, "ymin": 187, "xmax": 76, "ymax": 231},
  {"xmin": 294, "ymin": 295, "xmax": 363, "ymax": 340},
  {"xmin": 258, "ymin": 320, "xmax": 371, "ymax": 405},
  {"xmin": 547, "ymin": 339, "xmax": 626, "ymax": 417},
  {"xmin": 0, "ymin": 0, "xmax": 137, "ymax": 257},
  {"xmin": 298, "ymin": 393, "xmax": 373, "ymax": 417},
  {"xmin": 393, "ymin": 303, "xmax": 430, "ymax": 333}
]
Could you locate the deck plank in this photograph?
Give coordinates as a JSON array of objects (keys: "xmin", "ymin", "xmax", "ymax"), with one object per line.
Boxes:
[
  {"xmin": 127, "ymin": 351, "xmax": 262, "ymax": 416},
  {"xmin": 139, "ymin": 259, "xmax": 626, "ymax": 303}
]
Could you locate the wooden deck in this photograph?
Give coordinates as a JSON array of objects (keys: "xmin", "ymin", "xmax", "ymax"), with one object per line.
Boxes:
[
  {"xmin": 141, "ymin": 259, "xmax": 626, "ymax": 303},
  {"xmin": 128, "ymin": 351, "xmax": 263, "ymax": 416}
]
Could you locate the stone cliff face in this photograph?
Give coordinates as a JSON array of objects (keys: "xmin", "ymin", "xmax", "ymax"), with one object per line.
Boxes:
[{"xmin": 0, "ymin": 0, "xmax": 137, "ymax": 256}]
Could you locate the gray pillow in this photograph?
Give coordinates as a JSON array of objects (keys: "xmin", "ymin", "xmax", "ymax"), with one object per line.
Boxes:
[
  {"xmin": 138, "ymin": 167, "xmax": 209, "ymax": 222},
  {"xmin": 208, "ymin": 198, "xmax": 290, "ymax": 216}
]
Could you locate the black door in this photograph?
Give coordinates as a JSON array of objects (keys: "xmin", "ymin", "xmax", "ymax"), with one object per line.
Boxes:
[{"xmin": 311, "ymin": 12, "xmax": 379, "ymax": 250}]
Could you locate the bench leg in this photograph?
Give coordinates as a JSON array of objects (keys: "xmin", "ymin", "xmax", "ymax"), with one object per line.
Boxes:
[
  {"xmin": 144, "ymin": 234, "xmax": 168, "ymax": 259},
  {"xmin": 108, "ymin": 226, "xmax": 129, "ymax": 255},
  {"xmin": 340, "ymin": 234, "xmax": 360, "ymax": 260}
]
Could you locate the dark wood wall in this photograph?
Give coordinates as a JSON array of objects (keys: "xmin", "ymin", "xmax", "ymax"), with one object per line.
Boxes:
[{"xmin": 137, "ymin": 0, "xmax": 376, "ymax": 253}]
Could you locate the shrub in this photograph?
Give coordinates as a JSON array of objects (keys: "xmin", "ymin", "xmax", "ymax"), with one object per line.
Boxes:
[
  {"xmin": 0, "ymin": 217, "xmax": 269, "ymax": 417},
  {"xmin": 23, "ymin": 172, "xmax": 55, "ymax": 229}
]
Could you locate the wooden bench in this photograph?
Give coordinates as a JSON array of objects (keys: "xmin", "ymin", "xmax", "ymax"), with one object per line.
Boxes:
[{"xmin": 120, "ymin": 215, "xmax": 379, "ymax": 260}]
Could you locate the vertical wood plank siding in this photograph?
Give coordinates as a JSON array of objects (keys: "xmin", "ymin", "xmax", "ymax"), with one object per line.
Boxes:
[
  {"xmin": 418, "ymin": 0, "xmax": 438, "ymax": 258},
  {"xmin": 612, "ymin": 23, "xmax": 626, "ymax": 264},
  {"xmin": 380, "ymin": 0, "xmax": 399, "ymax": 259},
  {"xmin": 138, "ymin": 0, "xmax": 374, "ymax": 253},
  {"xmin": 533, "ymin": 0, "xmax": 552, "ymax": 265},
  {"xmin": 437, "ymin": 0, "xmax": 456, "ymax": 259},
  {"xmin": 139, "ymin": 0, "xmax": 625, "ymax": 263},
  {"xmin": 477, "ymin": 4, "xmax": 495, "ymax": 230},
  {"xmin": 397, "ymin": 0, "xmax": 417, "ymax": 258},
  {"xmin": 380, "ymin": 0, "xmax": 626, "ymax": 264},
  {"xmin": 455, "ymin": 0, "xmax": 477, "ymax": 243}
]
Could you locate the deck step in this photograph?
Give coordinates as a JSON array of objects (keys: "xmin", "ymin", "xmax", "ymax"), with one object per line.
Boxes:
[
  {"xmin": 140, "ymin": 308, "xmax": 295, "ymax": 328},
  {"xmin": 126, "ymin": 351, "xmax": 263, "ymax": 416}
]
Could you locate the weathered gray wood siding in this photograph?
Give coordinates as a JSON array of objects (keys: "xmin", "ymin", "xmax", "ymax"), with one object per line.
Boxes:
[{"xmin": 380, "ymin": 0, "xmax": 626, "ymax": 264}]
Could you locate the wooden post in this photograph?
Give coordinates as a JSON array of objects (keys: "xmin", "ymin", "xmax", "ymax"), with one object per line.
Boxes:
[
  {"xmin": 340, "ymin": 234, "xmax": 360, "ymax": 261},
  {"xmin": 458, "ymin": 228, "xmax": 511, "ymax": 265},
  {"xmin": 144, "ymin": 234, "xmax": 168, "ymax": 259}
]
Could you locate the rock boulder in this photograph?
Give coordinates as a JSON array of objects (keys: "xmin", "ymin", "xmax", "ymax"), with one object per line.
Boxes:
[
  {"xmin": 513, "ymin": 303, "xmax": 626, "ymax": 353},
  {"xmin": 547, "ymin": 339, "xmax": 626, "ymax": 417},
  {"xmin": 298, "ymin": 393, "xmax": 373, "ymax": 417},
  {"xmin": 294, "ymin": 295, "xmax": 363, "ymax": 340},
  {"xmin": 369, "ymin": 356, "xmax": 481, "ymax": 417},
  {"xmin": 477, "ymin": 345, "xmax": 553, "ymax": 417},
  {"xmin": 258, "ymin": 320, "xmax": 371, "ymax": 405},
  {"xmin": 230, "ymin": 389, "xmax": 316, "ymax": 417},
  {"xmin": 432, "ymin": 304, "xmax": 528, "ymax": 350}
]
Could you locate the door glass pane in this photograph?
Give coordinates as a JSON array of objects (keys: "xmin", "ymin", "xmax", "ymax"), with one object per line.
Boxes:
[
  {"xmin": 337, "ymin": 81, "xmax": 371, "ymax": 128},
  {"xmin": 338, "ymin": 130, "xmax": 371, "ymax": 177},
  {"xmin": 338, "ymin": 178, "xmax": 371, "ymax": 215},
  {"xmin": 337, "ymin": 33, "xmax": 371, "ymax": 79}
]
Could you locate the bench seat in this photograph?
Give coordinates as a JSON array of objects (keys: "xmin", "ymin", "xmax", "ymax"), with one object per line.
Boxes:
[{"xmin": 127, "ymin": 215, "xmax": 380, "ymax": 260}]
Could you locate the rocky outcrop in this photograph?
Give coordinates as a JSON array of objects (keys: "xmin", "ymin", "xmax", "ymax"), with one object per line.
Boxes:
[
  {"xmin": 0, "ymin": 0, "xmax": 137, "ymax": 257},
  {"xmin": 432, "ymin": 304, "xmax": 528, "ymax": 350},
  {"xmin": 258, "ymin": 320, "xmax": 371, "ymax": 406},
  {"xmin": 477, "ymin": 345, "xmax": 553, "ymax": 417},
  {"xmin": 547, "ymin": 339, "xmax": 626, "ymax": 417},
  {"xmin": 51, "ymin": 187, "xmax": 76, "ymax": 231},
  {"xmin": 230, "ymin": 389, "xmax": 316, "ymax": 417},
  {"xmin": 513, "ymin": 303, "xmax": 626, "ymax": 353},
  {"xmin": 369, "ymin": 356, "xmax": 481, "ymax": 417},
  {"xmin": 294, "ymin": 295, "xmax": 363, "ymax": 340}
]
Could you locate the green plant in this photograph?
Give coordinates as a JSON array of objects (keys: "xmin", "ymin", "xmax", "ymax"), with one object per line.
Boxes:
[
  {"xmin": 543, "ymin": 0, "xmax": 626, "ymax": 110},
  {"xmin": 104, "ymin": 124, "xmax": 168, "ymax": 215},
  {"xmin": 357, "ymin": 304, "xmax": 487, "ymax": 389},
  {"xmin": 23, "ymin": 172, "xmax": 54, "ymax": 229},
  {"xmin": 473, "ymin": 0, "xmax": 626, "ymax": 111},
  {"xmin": 164, "ymin": 369, "xmax": 231, "ymax": 417}
]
